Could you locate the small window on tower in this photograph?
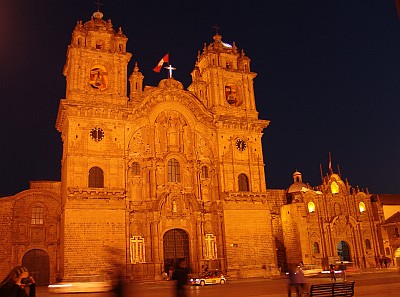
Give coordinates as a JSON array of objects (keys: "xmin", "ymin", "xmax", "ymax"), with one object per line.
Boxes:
[
  {"xmin": 132, "ymin": 162, "xmax": 140, "ymax": 176},
  {"xmin": 238, "ymin": 173, "xmax": 249, "ymax": 191},
  {"xmin": 96, "ymin": 40, "xmax": 103, "ymax": 49},
  {"xmin": 201, "ymin": 165, "xmax": 209, "ymax": 178},
  {"xmin": 89, "ymin": 166, "xmax": 104, "ymax": 188}
]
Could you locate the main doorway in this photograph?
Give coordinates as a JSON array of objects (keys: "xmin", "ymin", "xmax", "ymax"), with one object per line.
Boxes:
[
  {"xmin": 22, "ymin": 249, "xmax": 50, "ymax": 285},
  {"xmin": 163, "ymin": 229, "xmax": 190, "ymax": 273},
  {"xmin": 337, "ymin": 241, "xmax": 351, "ymax": 262}
]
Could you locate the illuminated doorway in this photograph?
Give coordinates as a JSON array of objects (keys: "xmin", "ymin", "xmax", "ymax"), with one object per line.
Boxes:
[
  {"xmin": 394, "ymin": 247, "xmax": 400, "ymax": 266},
  {"xmin": 163, "ymin": 229, "xmax": 190, "ymax": 272},
  {"xmin": 337, "ymin": 241, "xmax": 351, "ymax": 262},
  {"xmin": 22, "ymin": 249, "xmax": 50, "ymax": 285}
]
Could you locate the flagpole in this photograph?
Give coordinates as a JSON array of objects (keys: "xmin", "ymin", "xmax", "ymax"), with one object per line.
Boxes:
[{"xmin": 167, "ymin": 51, "xmax": 170, "ymax": 78}]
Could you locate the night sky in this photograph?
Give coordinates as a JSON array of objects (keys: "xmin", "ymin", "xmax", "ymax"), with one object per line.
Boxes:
[{"xmin": 1, "ymin": 0, "xmax": 399, "ymax": 197}]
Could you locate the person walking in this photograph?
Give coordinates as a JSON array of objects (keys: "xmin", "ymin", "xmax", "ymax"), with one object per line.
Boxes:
[
  {"xmin": 172, "ymin": 260, "xmax": 190, "ymax": 297},
  {"xmin": 329, "ymin": 264, "xmax": 336, "ymax": 282},
  {"xmin": 296, "ymin": 265, "xmax": 307, "ymax": 295},
  {"xmin": 0, "ymin": 266, "xmax": 36, "ymax": 297},
  {"xmin": 339, "ymin": 262, "xmax": 347, "ymax": 281},
  {"xmin": 287, "ymin": 264, "xmax": 299, "ymax": 297}
]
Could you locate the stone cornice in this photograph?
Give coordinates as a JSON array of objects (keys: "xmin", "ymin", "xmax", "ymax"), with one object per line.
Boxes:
[{"xmin": 67, "ymin": 187, "xmax": 126, "ymax": 199}]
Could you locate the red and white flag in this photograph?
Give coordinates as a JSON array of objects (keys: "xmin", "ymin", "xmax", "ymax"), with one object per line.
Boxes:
[
  {"xmin": 396, "ymin": 0, "xmax": 400, "ymax": 18},
  {"xmin": 153, "ymin": 53, "xmax": 169, "ymax": 73}
]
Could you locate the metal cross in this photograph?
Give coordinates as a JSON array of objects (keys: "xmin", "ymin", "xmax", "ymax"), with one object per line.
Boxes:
[
  {"xmin": 212, "ymin": 24, "xmax": 220, "ymax": 34},
  {"xmin": 93, "ymin": 0, "xmax": 103, "ymax": 11},
  {"xmin": 164, "ymin": 65, "xmax": 176, "ymax": 78}
]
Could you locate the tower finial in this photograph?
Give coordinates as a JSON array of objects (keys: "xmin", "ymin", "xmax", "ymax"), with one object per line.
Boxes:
[
  {"xmin": 92, "ymin": 0, "xmax": 104, "ymax": 19},
  {"xmin": 212, "ymin": 24, "xmax": 220, "ymax": 35},
  {"xmin": 94, "ymin": 0, "xmax": 103, "ymax": 12}
]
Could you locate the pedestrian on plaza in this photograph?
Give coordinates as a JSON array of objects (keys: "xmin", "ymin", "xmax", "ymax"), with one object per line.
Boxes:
[
  {"xmin": 111, "ymin": 265, "xmax": 128, "ymax": 297},
  {"xmin": 172, "ymin": 259, "xmax": 190, "ymax": 297},
  {"xmin": 339, "ymin": 262, "xmax": 347, "ymax": 281},
  {"xmin": 296, "ymin": 265, "xmax": 307, "ymax": 295},
  {"xmin": 329, "ymin": 264, "xmax": 336, "ymax": 282},
  {"xmin": 168, "ymin": 267, "xmax": 174, "ymax": 280},
  {"xmin": 0, "ymin": 266, "xmax": 36, "ymax": 297},
  {"xmin": 288, "ymin": 263, "xmax": 305, "ymax": 297},
  {"xmin": 375, "ymin": 256, "xmax": 380, "ymax": 268}
]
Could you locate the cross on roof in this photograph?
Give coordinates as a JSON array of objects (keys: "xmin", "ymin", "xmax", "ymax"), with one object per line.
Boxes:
[
  {"xmin": 93, "ymin": 0, "xmax": 103, "ymax": 12},
  {"xmin": 212, "ymin": 25, "xmax": 220, "ymax": 34},
  {"xmin": 164, "ymin": 65, "xmax": 176, "ymax": 79}
]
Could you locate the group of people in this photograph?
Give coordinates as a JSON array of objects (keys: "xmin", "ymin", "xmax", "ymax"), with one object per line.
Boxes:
[
  {"xmin": 329, "ymin": 262, "xmax": 347, "ymax": 282},
  {"xmin": 375, "ymin": 256, "xmax": 391, "ymax": 268}
]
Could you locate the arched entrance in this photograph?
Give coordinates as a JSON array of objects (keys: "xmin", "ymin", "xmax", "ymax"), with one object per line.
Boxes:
[
  {"xmin": 337, "ymin": 241, "xmax": 351, "ymax": 262},
  {"xmin": 163, "ymin": 229, "xmax": 190, "ymax": 273},
  {"xmin": 394, "ymin": 247, "xmax": 400, "ymax": 266},
  {"xmin": 22, "ymin": 249, "xmax": 50, "ymax": 285}
]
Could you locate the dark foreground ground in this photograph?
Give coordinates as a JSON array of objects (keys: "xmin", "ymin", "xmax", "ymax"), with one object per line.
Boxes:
[{"xmin": 37, "ymin": 268, "xmax": 400, "ymax": 297}]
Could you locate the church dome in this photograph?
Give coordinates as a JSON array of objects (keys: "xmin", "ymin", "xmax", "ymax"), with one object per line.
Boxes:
[
  {"xmin": 287, "ymin": 182, "xmax": 308, "ymax": 194},
  {"xmin": 287, "ymin": 170, "xmax": 309, "ymax": 193}
]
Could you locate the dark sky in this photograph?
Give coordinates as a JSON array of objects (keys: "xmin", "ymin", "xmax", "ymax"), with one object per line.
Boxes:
[{"xmin": 1, "ymin": 0, "xmax": 400, "ymax": 197}]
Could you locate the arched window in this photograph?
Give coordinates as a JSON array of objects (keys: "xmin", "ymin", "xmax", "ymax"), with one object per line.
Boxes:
[
  {"xmin": 89, "ymin": 167, "xmax": 104, "ymax": 188},
  {"xmin": 313, "ymin": 242, "xmax": 320, "ymax": 254},
  {"xmin": 168, "ymin": 159, "xmax": 180, "ymax": 182},
  {"xmin": 308, "ymin": 201, "xmax": 315, "ymax": 213},
  {"xmin": 201, "ymin": 165, "xmax": 209, "ymax": 178},
  {"xmin": 31, "ymin": 206, "xmax": 44, "ymax": 225},
  {"xmin": 395, "ymin": 227, "xmax": 400, "ymax": 238},
  {"xmin": 331, "ymin": 181, "xmax": 339, "ymax": 194},
  {"xmin": 132, "ymin": 162, "xmax": 140, "ymax": 176},
  {"xmin": 365, "ymin": 239, "xmax": 371, "ymax": 250},
  {"xmin": 359, "ymin": 202, "xmax": 366, "ymax": 212},
  {"xmin": 238, "ymin": 173, "xmax": 249, "ymax": 191}
]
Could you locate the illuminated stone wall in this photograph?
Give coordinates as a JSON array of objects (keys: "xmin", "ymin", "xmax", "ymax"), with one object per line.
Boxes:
[
  {"xmin": 62, "ymin": 207, "xmax": 126, "ymax": 277},
  {"xmin": 223, "ymin": 201, "xmax": 278, "ymax": 278},
  {"xmin": 0, "ymin": 198, "xmax": 13, "ymax": 278}
]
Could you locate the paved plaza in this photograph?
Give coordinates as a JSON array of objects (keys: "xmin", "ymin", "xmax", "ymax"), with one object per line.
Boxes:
[{"xmin": 37, "ymin": 269, "xmax": 400, "ymax": 297}]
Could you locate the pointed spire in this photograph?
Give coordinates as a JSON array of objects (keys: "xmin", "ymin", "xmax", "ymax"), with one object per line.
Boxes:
[
  {"xmin": 328, "ymin": 152, "xmax": 333, "ymax": 174},
  {"xmin": 134, "ymin": 62, "xmax": 139, "ymax": 72}
]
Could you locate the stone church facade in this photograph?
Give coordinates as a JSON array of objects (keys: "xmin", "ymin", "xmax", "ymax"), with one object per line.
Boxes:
[{"xmin": 0, "ymin": 10, "xmax": 397, "ymax": 284}]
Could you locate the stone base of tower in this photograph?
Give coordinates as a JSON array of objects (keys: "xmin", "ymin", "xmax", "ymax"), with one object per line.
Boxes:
[
  {"xmin": 61, "ymin": 207, "xmax": 127, "ymax": 278},
  {"xmin": 222, "ymin": 202, "xmax": 280, "ymax": 279}
]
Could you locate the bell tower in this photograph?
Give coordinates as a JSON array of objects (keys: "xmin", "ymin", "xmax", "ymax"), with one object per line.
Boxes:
[
  {"xmin": 189, "ymin": 33, "xmax": 257, "ymax": 116},
  {"xmin": 56, "ymin": 10, "xmax": 132, "ymax": 277},
  {"xmin": 63, "ymin": 11, "xmax": 131, "ymax": 106},
  {"xmin": 189, "ymin": 33, "xmax": 270, "ymax": 192}
]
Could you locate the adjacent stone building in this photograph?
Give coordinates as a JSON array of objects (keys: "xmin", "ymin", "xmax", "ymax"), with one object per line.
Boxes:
[{"xmin": 1, "ymin": 10, "xmax": 399, "ymax": 284}]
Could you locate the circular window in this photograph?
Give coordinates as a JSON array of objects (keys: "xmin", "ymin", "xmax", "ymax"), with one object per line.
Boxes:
[
  {"xmin": 90, "ymin": 128, "xmax": 104, "ymax": 141},
  {"xmin": 89, "ymin": 65, "xmax": 108, "ymax": 90}
]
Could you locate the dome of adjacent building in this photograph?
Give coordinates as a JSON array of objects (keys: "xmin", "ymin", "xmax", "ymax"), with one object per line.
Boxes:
[
  {"xmin": 287, "ymin": 170, "xmax": 309, "ymax": 193},
  {"xmin": 287, "ymin": 182, "xmax": 308, "ymax": 193}
]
